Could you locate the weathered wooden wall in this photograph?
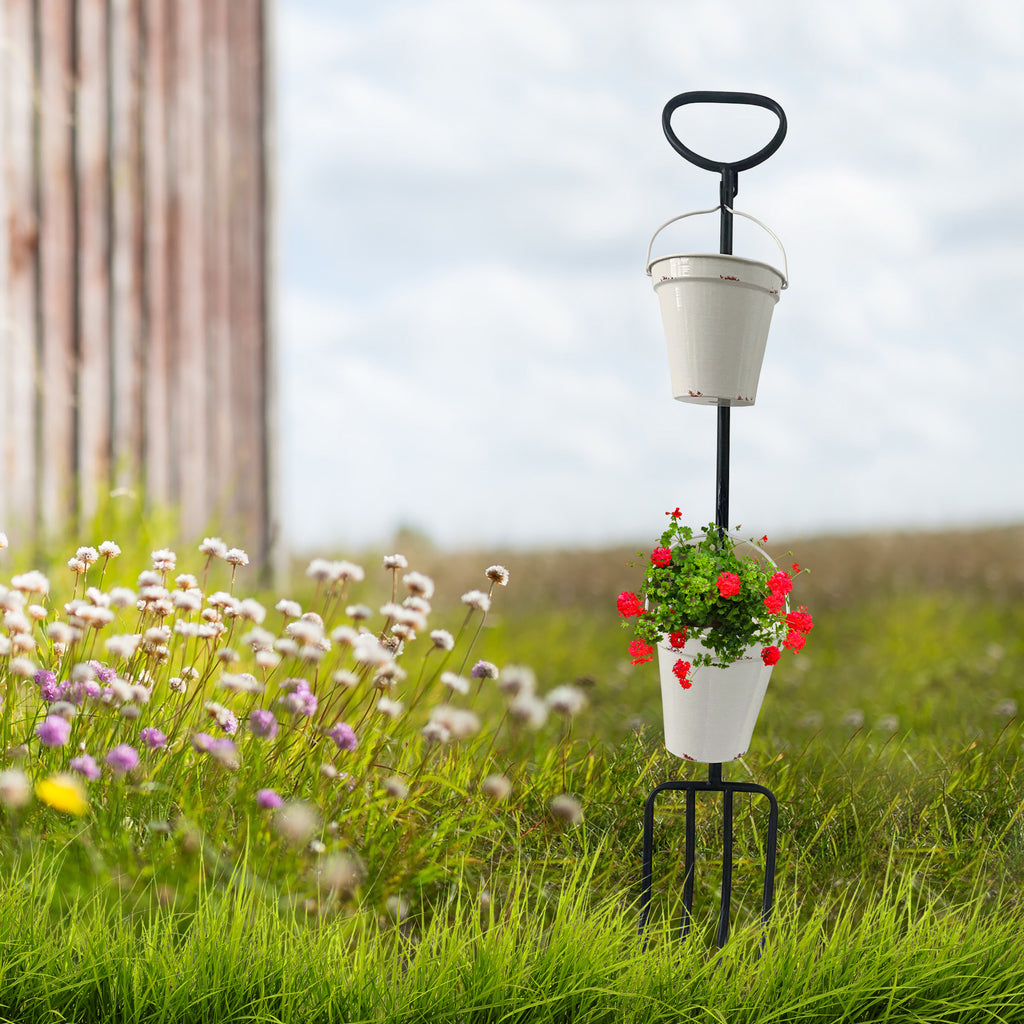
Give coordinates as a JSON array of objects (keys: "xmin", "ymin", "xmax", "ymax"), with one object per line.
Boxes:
[{"xmin": 0, "ymin": 0, "xmax": 277, "ymax": 568}]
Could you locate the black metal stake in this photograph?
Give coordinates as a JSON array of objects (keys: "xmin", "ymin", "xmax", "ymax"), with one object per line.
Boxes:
[{"xmin": 639, "ymin": 91, "xmax": 786, "ymax": 951}]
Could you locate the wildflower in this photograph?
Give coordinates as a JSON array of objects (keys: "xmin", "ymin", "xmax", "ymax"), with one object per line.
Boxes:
[
  {"xmin": 481, "ymin": 774, "xmax": 512, "ymax": 801},
  {"xmin": 108, "ymin": 587, "xmax": 136, "ymax": 608},
  {"xmin": 768, "ymin": 571, "xmax": 793, "ymax": 597},
  {"xmin": 761, "ymin": 645, "xmax": 781, "ymax": 666},
  {"xmin": 616, "ymin": 591, "xmax": 643, "ymax": 618},
  {"xmin": 11, "ymin": 570, "xmax": 49, "ymax": 595},
  {"xmin": 219, "ymin": 672, "xmax": 262, "ymax": 695},
  {"xmin": 669, "ymin": 630, "xmax": 687, "ymax": 649},
  {"xmin": 320, "ymin": 853, "xmax": 361, "ymax": 894},
  {"xmin": 383, "ymin": 554, "xmax": 408, "ymax": 570},
  {"xmin": 498, "ymin": 665, "xmax": 536, "ymax": 697},
  {"xmin": 67, "ymin": 557, "xmax": 88, "ymax": 575},
  {"xmin": 9, "ymin": 657, "xmax": 36, "ymax": 678},
  {"xmin": 205, "ymin": 701, "xmax": 239, "ymax": 735},
  {"xmin": 430, "ymin": 629, "xmax": 455, "ymax": 651},
  {"xmin": 45, "ymin": 621, "xmax": 76, "ymax": 646},
  {"xmin": 650, "ymin": 547, "xmax": 672, "ymax": 568},
  {"xmin": 105, "ymin": 744, "xmax": 140, "ymax": 775},
  {"xmin": 208, "ymin": 738, "xmax": 239, "ymax": 768},
  {"xmin": 376, "ymin": 696, "xmax": 405, "ymax": 720},
  {"xmin": 471, "ymin": 660, "xmax": 499, "ymax": 680},
  {"xmin": 140, "ymin": 727, "xmax": 168, "ymax": 750},
  {"xmin": 441, "ymin": 672, "xmax": 470, "ymax": 695},
  {"xmin": 383, "ymin": 776, "xmax": 408, "ymax": 799},
  {"xmin": 306, "ymin": 558, "xmax": 334, "ymax": 582},
  {"xmin": 486, "ymin": 565, "xmax": 510, "ymax": 586},
  {"xmin": 98, "ymin": 540, "xmax": 121, "ymax": 558},
  {"xmin": 35, "ymin": 774, "xmax": 88, "ymax": 816},
  {"xmin": 168, "ymin": 676, "xmax": 187, "ymax": 694},
  {"xmin": 403, "ymin": 595, "xmax": 431, "ymax": 615},
  {"xmin": 549, "ymin": 794, "xmax": 583, "ymax": 826},
  {"xmin": 346, "ymin": 604, "xmax": 372, "ymax": 621},
  {"xmin": 274, "ymin": 800, "xmax": 319, "ymax": 844},
  {"xmin": 327, "ymin": 721, "xmax": 358, "ymax": 751},
  {"xmin": 37, "ymin": 715, "xmax": 72, "ymax": 747},
  {"xmin": 35, "ymin": 669, "xmax": 60, "ymax": 702},
  {"xmin": 224, "ymin": 548, "xmax": 249, "ymax": 567},
  {"xmin": 672, "ymin": 660, "xmax": 692, "ymax": 690},
  {"xmin": 786, "ymin": 607, "xmax": 814, "ymax": 634},
  {"xmin": 546, "ymin": 685, "xmax": 587, "ymax": 716},
  {"xmin": 278, "ymin": 680, "xmax": 317, "ymax": 717},
  {"xmin": 461, "ymin": 590, "xmax": 491, "ymax": 613},
  {"xmin": 352, "ymin": 636, "xmax": 391, "ymax": 667},
  {"xmin": 0, "ymin": 532, "xmax": 7, "ymax": 550},
  {"xmin": 430, "ymin": 706, "xmax": 480, "ymax": 738},
  {"xmin": 629, "ymin": 639, "xmax": 654, "ymax": 665},
  {"xmin": 717, "ymin": 572, "xmax": 741, "ymax": 598},
  {"xmin": 70, "ymin": 754, "xmax": 102, "ymax": 781},
  {"xmin": 333, "ymin": 561, "xmax": 365, "ymax": 583},
  {"xmin": 151, "ymin": 548, "xmax": 177, "ymax": 572},
  {"xmin": 783, "ymin": 629, "xmax": 806, "ymax": 652},
  {"xmin": 332, "ymin": 669, "xmax": 359, "ymax": 689},
  {"xmin": 764, "ymin": 592, "xmax": 786, "ymax": 615},
  {"xmin": 508, "ymin": 692, "xmax": 548, "ymax": 729},
  {"xmin": 257, "ymin": 788, "xmax": 283, "ymax": 809},
  {"xmin": 0, "ymin": 768, "xmax": 32, "ymax": 809},
  {"xmin": 173, "ymin": 590, "xmax": 203, "ymax": 613},
  {"xmin": 421, "ymin": 721, "xmax": 451, "ymax": 745},
  {"xmin": 402, "ymin": 571, "xmax": 434, "ymax": 599},
  {"xmin": 199, "ymin": 537, "xmax": 228, "ymax": 559},
  {"xmin": 275, "ymin": 598, "xmax": 301, "ymax": 618}
]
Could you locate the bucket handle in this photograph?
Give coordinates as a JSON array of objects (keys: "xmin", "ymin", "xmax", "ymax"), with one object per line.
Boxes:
[{"xmin": 645, "ymin": 205, "xmax": 788, "ymax": 289}]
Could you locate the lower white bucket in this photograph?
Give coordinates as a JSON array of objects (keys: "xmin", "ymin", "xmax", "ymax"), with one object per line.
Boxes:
[
  {"xmin": 646, "ymin": 207, "xmax": 788, "ymax": 407},
  {"xmin": 657, "ymin": 633, "xmax": 773, "ymax": 763}
]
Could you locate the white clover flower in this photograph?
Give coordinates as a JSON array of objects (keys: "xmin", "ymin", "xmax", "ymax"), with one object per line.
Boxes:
[
  {"xmin": 352, "ymin": 636, "xmax": 390, "ymax": 666},
  {"xmin": 175, "ymin": 573, "xmax": 199, "ymax": 590},
  {"xmin": 109, "ymin": 587, "xmax": 136, "ymax": 609},
  {"xmin": 11, "ymin": 571, "xmax": 49, "ymax": 595},
  {"xmin": 334, "ymin": 561, "xmax": 365, "ymax": 584},
  {"xmin": 440, "ymin": 672, "xmax": 470, "ymax": 695},
  {"xmin": 345, "ymin": 604, "xmax": 372, "ymax": 621},
  {"xmin": 169, "ymin": 676, "xmax": 187, "ymax": 694},
  {"xmin": 390, "ymin": 623, "xmax": 416, "ymax": 642},
  {"xmin": 273, "ymin": 801, "xmax": 320, "ymax": 845},
  {"xmin": 545, "ymin": 685, "xmax": 587, "ymax": 718},
  {"xmin": 430, "ymin": 629, "xmax": 455, "ymax": 651},
  {"xmin": 173, "ymin": 591, "xmax": 203, "ymax": 613},
  {"xmin": 0, "ymin": 768, "xmax": 32, "ymax": 809},
  {"xmin": 461, "ymin": 590, "xmax": 491, "ymax": 613},
  {"xmin": 274, "ymin": 637, "xmax": 299, "ymax": 658},
  {"xmin": 403, "ymin": 596, "xmax": 431, "ymax": 615},
  {"xmin": 137, "ymin": 570, "xmax": 162, "ymax": 588},
  {"xmin": 383, "ymin": 776, "xmax": 408, "ymax": 799},
  {"xmin": 286, "ymin": 620, "xmax": 323, "ymax": 646},
  {"xmin": 382, "ymin": 554, "xmax": 408, "ymax": 570},
  {"xmin": 421, "ymin": 720, "xmax": 451, "ymax": 745},
  {"xmin": 298, "ymin": 644, "xmax": 324, "ymax": 663},
  {"xmin": 331, "ymin": 625, "xmax": 358, "ymax": 646},
  {"xmin": 0, "ymin": 532, "xmax": 8, "ymax": 550},
  {"xmin": 275, "ymin": 598, "xmax": 301, "ymax": 618},
  {"xmin": 4, "ymin": 610, "xmax": 30, "ymax": 634},
  {"xmin": 67, "ymin": 557, "xmax": 88, "ymax": 575},
  {"xmin": 0, "ymin": 637, "xmax": 11, "ymax": 657},
  {"xmin": 207, "ymin": 591, "xmax": 238, "ymax": 611},
  {"xmin": 306, "ymin": 558, "xmax": 334, "ymax": 582},
  {"xmin": 150, "ymin": 548, "xmax": 176, "ymax": 572},
  {"xmin": 402, "ymin": 571, "xmax": 434, "ymax": 599},
  {"xmin": 84, "ymin": 587, "xmax": 110, "ymax": 607},
  {"xmin": 77, "ymin": 546, "xmax": 100, "ymax": 565},
  {"xmin": 174, "ymin": 621, "xmax": 201, "ymax": 639},
  {"xmin": 241, "ymin": 627, "xmax": 275, "ymax": 652},
  {"xmin": 0, "ymin": 587, "xmax": 25, "ymax": 611},
  {"xmin": 98, "ymin": 540, "xmax": 121, "ymax": 558},
  {"xmin": 12, "ymin": 634, "xmax": 35, "ymax": 653},
  {"xmin": 486, "ymin": 565, "xmax": 510, "ymax": 586},
  {"xmin": 216, "ymin": 648, "xmax": 240, "ymax": 665},
  {"xmin": 255, "ymin": 650, "xmax": 281, "ymax": 670},
  {"xmin": 77, "ymin": 605, "xmax": 115, "ymax": 629},
  {"xmin": 46, "ymin": 621, "xmax": 76, "ymax": 645},
  {"xmin": 331, "ymin": 670, "xmax": 359, "ymax": 689}
]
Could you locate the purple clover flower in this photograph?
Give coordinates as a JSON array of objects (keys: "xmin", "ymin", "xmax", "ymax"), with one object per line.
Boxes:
[
  {"xmin": 256, "ymin": 788, "xmax": 283, "ymax": 809},
  {"xmin": 36, "ymin": 714, "xmax": 71, "ymax": 747},
  {"xmin": 105, "ymin": 744, "xmax": 140, "ymax": 775},
  {"xmin": 279, "ymin": 680, "xmax": 317, "ymax": 717},
  {"xmin": 70, "ymin": 754, "xmax": 102, "ymax": 781},
  {"xmin": 192, "ymin": 732, "xmax": 215, "ymax": 753},
  {"xmin": 35, "ymin": 670, "xmax": 60, "ymax": 703},
  {"xmin": 139, "ymin": 727, "xmax": 167, "ymax": 750},
  {"xmin": 89, "ymin": 661, "xmax": 118, "ymax": 684},
  {"xmin": 249, "ymin": 708, "xmax": 278, "ymax": 740},
  {"xmin": 327, "ymin": 721, "xmax": 358, "ymax": 752},
  {"xmin": 471, "ymin": 660, "xmax": 499, "ymax": 680}
]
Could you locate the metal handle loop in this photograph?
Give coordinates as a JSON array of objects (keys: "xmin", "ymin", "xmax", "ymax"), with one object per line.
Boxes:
[
  {"xmin": 645, "ymin": 206, "xmax": 788, "ymax": 288},
  {"xmin": 662, "ymin": 91, "xmax": 787, "ymax": 174}
]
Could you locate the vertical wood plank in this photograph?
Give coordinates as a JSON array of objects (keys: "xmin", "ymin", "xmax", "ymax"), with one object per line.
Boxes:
[
  {"xmin": 141, "ymin": 0, "xmax": 169, "ymax": 505},
  {"xmin": 37, "ymin": 0, "xmax": 77, "ymax": 536},
  {"xmin": 203, "ymin": 0, "xmax": 233, "ymax": 532},
  {"xmin": 170, "ymin": 0, "xmax": 206, "ymax": 537},
  {"xmin": 228, "ymin": 0, "xmax": 265, "ymax": 559},
  {"xmin": 2, "ymin": 0, "xmax": 40, "ymax": 542},
  {"xmin": 109, "ymin": 0, "xmax": 144, "ymax": 491},
  {"xmin": 75, "ymin": 0, "xmax": 110, "ymax": 522}
]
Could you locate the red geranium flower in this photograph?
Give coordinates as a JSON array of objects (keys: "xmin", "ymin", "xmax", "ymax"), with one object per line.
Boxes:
[
  {"xmin": 764, "ymin": 592, "xmax": 786, "ymax": 615},
  {"xmin": 669, "ymin": 630, "xmax": 687, "ymax": 649},
  {"xmin": 629, "ymin": 639, "xmax": 654, "ymax": 665},
  {"xmin": 768, "ymin": 571, "xmax": 793, "ymax": 597},
  {"xmin": 785, "ymin": 607, "xmax": 814, "ymax": 633},
  {"xmin": 650, "ymin": 547, "xmax": 672, "ymax": 567},
  {"xmin": 672, "ymin": 658, "xmax": 692, "ymax": 689},
  {"xmin": 717, "ymin": 572, "xmax": 741, "ymax": 598},
  {"xmin": 761, "ymin": 645, "xmax": 781, "ymax": 666},
  {"xmin": 783, "ymin": 629, "xmax": 806, "ymax": 652},
  {"xmin": 616, "ymin": 591, "xmax": 643, "ymax": 618}
]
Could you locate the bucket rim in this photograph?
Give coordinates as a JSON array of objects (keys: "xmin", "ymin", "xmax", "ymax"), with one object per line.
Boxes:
[{"xmin": 647, "ymin": 251, "xmax": 787, "ymax": 288}]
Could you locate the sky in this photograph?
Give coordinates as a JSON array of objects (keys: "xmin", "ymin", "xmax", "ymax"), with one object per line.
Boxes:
[{"xmin": 276, "ymin": 0, "xmax": 1024, "ymax": 552}]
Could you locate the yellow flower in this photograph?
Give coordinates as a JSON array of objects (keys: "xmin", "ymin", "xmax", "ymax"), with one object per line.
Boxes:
[{"xmin": 35, "ymin": 773, "xmax": 88, "ymax": 816}]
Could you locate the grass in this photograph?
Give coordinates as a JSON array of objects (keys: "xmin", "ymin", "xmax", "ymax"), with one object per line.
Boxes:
[{"xmin": 2, "ymin": 506, "xmax": 1024, "ymax": 1020}]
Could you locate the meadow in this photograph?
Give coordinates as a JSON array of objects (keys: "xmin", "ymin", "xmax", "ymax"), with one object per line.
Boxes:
[{"xmin": 1, "ymin": 507, "xmax": 1023, "ymax": 1023}]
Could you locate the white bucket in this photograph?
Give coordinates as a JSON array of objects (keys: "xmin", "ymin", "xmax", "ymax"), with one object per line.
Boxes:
[
  {"xmin": 646, "ymin": 206, "xmax": 788, "ymax": 407},
  {"xmin": 657, "ymin": 635, "xmax": 773, "ymax": 762}
]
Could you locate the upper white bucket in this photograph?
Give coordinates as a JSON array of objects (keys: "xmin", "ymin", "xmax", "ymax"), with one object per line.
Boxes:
[{"xmin": 646, "ymin": 207, "xmax": 788, "ymax": 407}]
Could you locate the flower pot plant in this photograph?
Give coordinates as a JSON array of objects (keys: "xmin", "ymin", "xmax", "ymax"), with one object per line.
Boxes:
[{"xmin": 617, "ymin": 510, "xmax": 813, "ymax": 761}]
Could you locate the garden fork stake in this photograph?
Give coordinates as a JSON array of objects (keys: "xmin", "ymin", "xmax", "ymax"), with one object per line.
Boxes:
[{"xmin": 638, "ymin": 762, "xmax": 779, "ymax": 951}]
